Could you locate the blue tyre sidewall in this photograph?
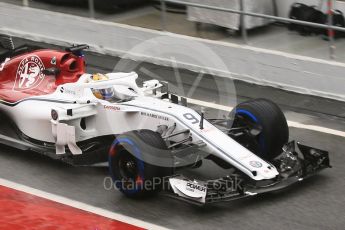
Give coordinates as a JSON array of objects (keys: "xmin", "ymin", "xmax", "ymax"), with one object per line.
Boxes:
[{"xmin": 108, "ymin": 138, "xmax": 145, "ymax": 196}]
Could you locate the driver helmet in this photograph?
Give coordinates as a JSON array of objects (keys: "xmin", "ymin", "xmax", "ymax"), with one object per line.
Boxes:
[{"xmin": 90, "ymin": 73, "xmax": 115, "ymax": 100}]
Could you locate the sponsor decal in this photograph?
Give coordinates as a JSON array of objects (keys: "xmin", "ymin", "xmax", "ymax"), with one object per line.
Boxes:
[
  {"xmin": 249, "ymin": 161, "xmax": 263, "ymax": 168},
  {"xmin": 169, "ymin": 178, "xmax": 207, "ymax": 203},
  {"xmin": 186, "ymin": 182, "xmax": 207, "ymax": 193},
  {"xmin": 104, "ymin": 105, "xmax": 121, "ymax": 111},
  {"xmin": 13, "ymin": 55, "xmax": 45, "ymax": 91},
  {"xmin": 200, "ymin": 126, "xmax": 216, "ymax": 133},
  {"xmin": 0, "ymin": 58, "xmax": 10, "ymax": 71},
  {"xmin": 140, "ymin": 112, "xmax": 169, "ymax": 121},
  {"xmin": 60, "ymin": 87, "xmax": 76, "ymax": 95},
  {"xmin": 51, "ymin": 56, "xmax": 57, "ymax": 65}
]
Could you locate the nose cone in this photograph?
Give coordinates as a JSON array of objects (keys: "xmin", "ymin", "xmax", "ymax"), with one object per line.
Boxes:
[{"xmin": 250, "ymin": 163, "xmax": 279, "ymax": 180}]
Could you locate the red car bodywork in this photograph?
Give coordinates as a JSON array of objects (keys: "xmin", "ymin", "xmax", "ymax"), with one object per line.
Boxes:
[{"xmin": 0, "ymin": 49, "xmax": 85, "ymax": 103}]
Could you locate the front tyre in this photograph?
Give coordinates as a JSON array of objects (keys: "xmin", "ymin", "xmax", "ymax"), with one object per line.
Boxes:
[
  {"xmin": 108, "ymin": 130, "xmax": 173, "ymax": 198},
  {"xmin": 230, "ymin": 99, "xmax": 289, "ymax": 160}
]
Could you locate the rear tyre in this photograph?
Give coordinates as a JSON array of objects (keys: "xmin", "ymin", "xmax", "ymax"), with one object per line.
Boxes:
[
  {"xmin": 230, "ymin": 99, "xmax": 289, "ymax": 160},
  {"xmin": 109, "ymin": 130, "xmax": 173, "ymax": 198}
]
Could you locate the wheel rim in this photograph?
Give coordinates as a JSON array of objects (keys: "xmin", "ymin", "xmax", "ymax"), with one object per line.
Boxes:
[{"xmin": 118, "ymin": 149, "xmax": 139, "ymax": 181}]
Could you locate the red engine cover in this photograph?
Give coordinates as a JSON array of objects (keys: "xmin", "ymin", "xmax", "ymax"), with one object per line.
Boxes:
[{"xmin": 0, "ymin": 49, "xmax": 85, "ymax": 103}]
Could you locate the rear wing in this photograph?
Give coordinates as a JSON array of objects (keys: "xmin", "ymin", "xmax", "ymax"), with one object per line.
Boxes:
[{"xmin": 0, "ymin": 35, "xmax": 14, "ymax": 50}]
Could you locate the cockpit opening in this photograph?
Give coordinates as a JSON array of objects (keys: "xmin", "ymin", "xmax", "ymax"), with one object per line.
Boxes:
[{"xmin": 89, "ymin": 73, "xmax": 136, "ymax": 103}]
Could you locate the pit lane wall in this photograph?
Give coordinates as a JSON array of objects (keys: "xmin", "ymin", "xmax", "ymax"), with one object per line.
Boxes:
[{"xmin": 1, "ymin": 2, "xmax": 345, "ymax": 101}]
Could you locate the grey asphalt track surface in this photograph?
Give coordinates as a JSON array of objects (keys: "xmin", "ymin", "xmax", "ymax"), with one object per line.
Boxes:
[{"xmin": 0, "ymin": 38, "xmax": 344, "ymax": 229}]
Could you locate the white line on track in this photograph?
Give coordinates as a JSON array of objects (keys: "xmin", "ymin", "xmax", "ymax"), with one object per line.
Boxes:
[
  {"xmin": 187, "ymin": 98, "xmax": 345, "ymax": 138},
  {"xmin": 0, "ymin": 178, "xmax": 169, "ymax": 230}
]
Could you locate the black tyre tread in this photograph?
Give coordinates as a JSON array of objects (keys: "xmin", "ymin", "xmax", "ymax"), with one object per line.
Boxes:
[
  {"xmin": 131, "ymin": 129, "xmax": 173, "ymax": 177},
  {"xmin": 133, "ymin": 130, "xmax": 168, "ymax": 150},
  {"xmin": 235, "ymin": 98, "xmax": 289, "ymax": 159},
  {"xmin": 110, "ymin": 129, "xmax": 173, "ymax": 198}
]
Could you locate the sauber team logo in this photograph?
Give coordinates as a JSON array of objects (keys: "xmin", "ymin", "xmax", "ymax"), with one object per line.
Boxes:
[
  {"xmin": 13, "ymin": 55, "xmax": 45, "ymax": 91},
  {"xmin": 249, "ymin": 161, "xmax": 263, "ymax": 168}
]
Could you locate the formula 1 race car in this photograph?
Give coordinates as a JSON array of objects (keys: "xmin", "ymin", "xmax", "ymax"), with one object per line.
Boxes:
[{"xmin": 0, "ymin": 35, "xmax": 330, "ymax": 205}]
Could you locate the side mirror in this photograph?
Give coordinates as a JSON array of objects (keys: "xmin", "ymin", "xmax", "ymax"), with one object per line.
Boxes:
[{"xmin": 42, "ymin": 67, "xmax": 60, "ymax": 76}]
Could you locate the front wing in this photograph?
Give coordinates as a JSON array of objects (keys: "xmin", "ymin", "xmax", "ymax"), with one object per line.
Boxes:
[{"xmin": 165, "ymin": 141, "xmax": 330, "ymax": 205}]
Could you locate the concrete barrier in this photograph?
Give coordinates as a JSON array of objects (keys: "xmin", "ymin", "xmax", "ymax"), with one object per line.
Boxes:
[{"xmin": 0, "ymin": 2, "xmax": 345, "ymax": 101}]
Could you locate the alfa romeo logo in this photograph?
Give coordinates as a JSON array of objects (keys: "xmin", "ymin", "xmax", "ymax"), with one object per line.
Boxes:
[{"xmin": 13, "ymin": 55, "xmax": 45, "ymax": 91}]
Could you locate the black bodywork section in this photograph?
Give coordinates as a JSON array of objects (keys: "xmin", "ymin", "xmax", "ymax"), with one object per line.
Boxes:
[{"xmin": 0, "ymin": 44, "xmax": 42, "ymax": 64}]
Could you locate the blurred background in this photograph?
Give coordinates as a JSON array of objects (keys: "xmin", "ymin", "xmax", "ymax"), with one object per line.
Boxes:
[{"xmin": 2, "ymin": 0, "xmax": 345, "ymax": 62}]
